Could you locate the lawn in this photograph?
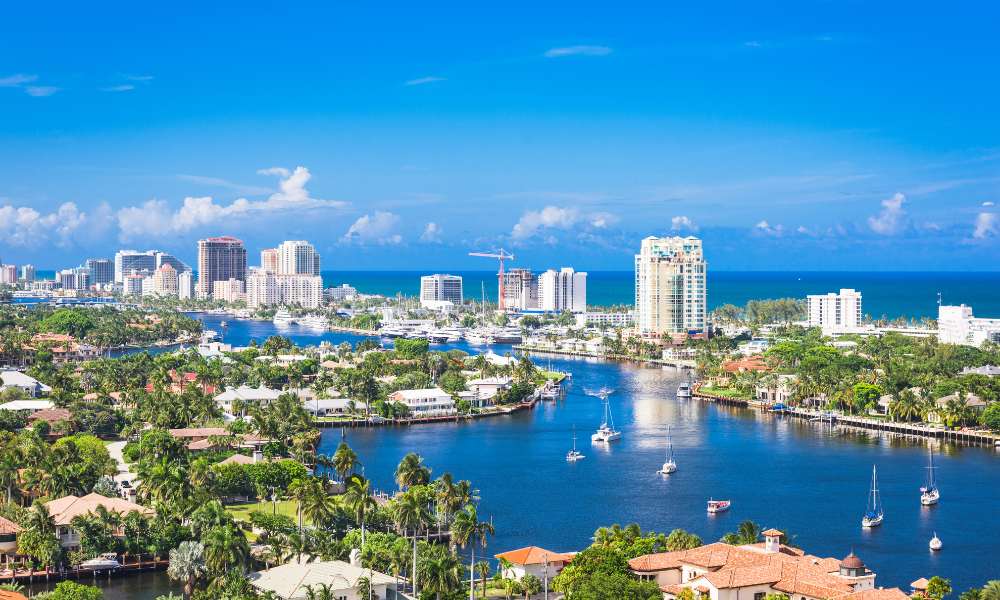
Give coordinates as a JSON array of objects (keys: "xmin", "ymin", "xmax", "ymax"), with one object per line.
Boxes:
[
  {"xmin": 698, "ymin": 385, "xmax": 751, "ymax": 400},
  {"xmin": 226, "ymin": 500, "xmax": 302, "ymax": 523}
]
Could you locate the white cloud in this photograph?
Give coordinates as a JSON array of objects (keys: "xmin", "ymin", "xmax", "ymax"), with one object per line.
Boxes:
[
  {"xmin": 176, "ymin": 174, "xmax": 273, "ymax": 196},
  {"xmin": 544, "ymin": 45, "xmax": 612, "ymax": 58},
  {"xmin": 796, "ymin": 225, "xmax": 814, "ymax": 235},
  {"xmin": 511, "ymin": 206, "xmax": 581, "ymax": 241},
  {"xmin": 24, "ymin": 86, "xmax": 59, "ymax": 97},
  {"xmin": 420, "ymin": 222, "xmax": 443, "ymax": 243},
  {"xmin": 117, "ymin": 166, "xmax": 345, "ymax": 240},
  {"xmin": 342, "ymin": 212, "xmax": 402, "ymax": 245},
  {"xmin": 983, "ymin": 201, "xmax": 995, "ymax": 207},
  {"xmin": 101, "ymin": 84, "xmax": 135, "ymax": 93},
  {"xmin": 124, "ymin": 74, "xmax": 154, "ymax": 82},
  {"xmin": 0, "ymin": 74, "xmax": 37, "ymax": 87},
  {"xmin": 405, "ymin": 76, "xmax": 446, "ymax": 86},
  {"xmin": 973, "ymin": 212, "xmax": 997, "ymax": 239},
  {"xmin": 867, "ymin": 192, "xmax": 906, "ymax": 235},
  {"xmin": 0, "ymin": 202, "xmax": 88, "ymax": 247},
  {"xmin": 670, "ymin": 215, "xmax": 698, "ymax": 232},
  {"xmin": 754, "ymin": 220, "xmax": 784, "ymax": 237}
]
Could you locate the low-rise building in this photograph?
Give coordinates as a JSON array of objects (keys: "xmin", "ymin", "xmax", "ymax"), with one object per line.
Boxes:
[
  {"xmin": 0, "ymin": 399, "xmax": 54, "ymax": 413},
  {"xmin": 249, "ymin": 558, "xmax": 396, "ymax": 600},
  {"xmin": 926, "ymin": 392, "xmax": 988, "ymax": 424},
  {"xmin": 495, "ymin": 546, "xmax": 574, "ymax": 590},
  {"xmin": 45, "ymin": 493, "xmax": 153, "ymax": 549},
  {"xmin": 466, "ymin": 376, "xmax": 513, "ymax": 402},
  {"xmin": 388, "ymin": 387, "xmax": 456, "ymax": 417},
  {"xmin": 938, "ymin": 304, "xmax": 1000, "ymax": 347},
  {"xmin": 0, "ymin": 371, "xmax": 52, "ymax": 397},
  {"xmin": 754, "ymin": 374, "xmax": 797, "ymax": 406},
  {"xmin": 214, "ymin": 385, "xmax": 283, "ymax": 414}
]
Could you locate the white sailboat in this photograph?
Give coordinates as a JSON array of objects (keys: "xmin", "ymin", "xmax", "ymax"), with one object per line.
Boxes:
[
  {"xmin": 566, "ymin": 426, "xmax": 585, "ymax": 462},
  {"xmin": 657, "ymin": 425, "xmax": 678, "ymax": 474},
  {"xmin": 861, "ymin": 465, "xmax": 884, "ymax": 528},
  {"xmin": 920, "ymin": 447, "xmax": 940, "ymax": 506},
  {"xmin": 590, "ymin": 388, "xmax": 622, "ymax": 443},
  {"xmin": 929, "ymin": 532, "xmax": 942, "ymax": 551}
]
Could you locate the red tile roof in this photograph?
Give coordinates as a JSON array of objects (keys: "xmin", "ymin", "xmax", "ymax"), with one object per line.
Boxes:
[{"xmin": 495, "ymin": 546, "xmax": 574, "ymax": 566}]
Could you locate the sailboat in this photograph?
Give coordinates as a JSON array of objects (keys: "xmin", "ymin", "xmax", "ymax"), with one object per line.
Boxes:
[
  {"xmin": 566, "ymin": 426, "xmax": 585, "ymax": 462},
  {"xmin": 657, "ymin": 425, "xmax": 678, "ymax": 474},
  {"xmin": 920, "ymin": 447, "xmax": 940, "ymax": 506},
  {"xmin": 861, "ymin": 465, "xmax": 884, "ymax": 528},
  {"xmin": 929, "ymin": 532, "xmax": 942, "ymax": 551},
  {"xmin": 591, "ymin": 389, "xmax": 622, "ymax": 443}
]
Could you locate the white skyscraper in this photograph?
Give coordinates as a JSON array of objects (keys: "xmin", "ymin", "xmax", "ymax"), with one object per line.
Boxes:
[
  {"xmin": 938, "ymin": 304, "xmax": 1000, "ymax": 347},
  {"xmin": 538, "ymin": 267, "xmax": 587, "ymax": 313},
  {"xmin": 634, "ymin": 236, "xmax": 707, "ymax": 335},
  {"xmin": 807, "ymin": 289, "xmax": 862, "ymax": 334},
  {"xmin": 114, "ymin": 250, "xmax": 157, "ymax": 283},
  {"xmin": 246, "ymin": 269, "xmax": 323, "ymax": 308},
  {"xmin": 276, "ymin": 240, "xmax": 321, "ymax": 276},
  {"xmin": 420, "ymin": 274, "xmax": 463, "ymax": 309},
  {"xmin": 502, "ymin": 268, "xmax": 539, "ymax": 311},
  {"xmin": 178, "ymin": 270, "xmax": 196, "ymax": 300}
]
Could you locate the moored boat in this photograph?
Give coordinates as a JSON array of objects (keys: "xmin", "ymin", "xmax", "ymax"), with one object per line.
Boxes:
[
  {"xmin": 590, "ymin": 388, "xmax": 622, "ymax": 443},
  {"xmin": 707, "ymin": 499, "xmax": 731, "ymax": 513},
  {"xmin": 861, "ymin": 465, "xmax": 884, "ymax": 528},
  {"xmin": 920, "ymin": 447, "xmax": 940, "ymax": 506}
]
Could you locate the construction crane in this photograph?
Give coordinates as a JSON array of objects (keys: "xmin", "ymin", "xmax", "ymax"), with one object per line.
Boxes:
[{"xmin": 468, "ymin": 248, "xmax": 515, "ymax": 312}]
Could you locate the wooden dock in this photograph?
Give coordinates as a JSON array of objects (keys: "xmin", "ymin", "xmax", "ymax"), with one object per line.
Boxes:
[{"xmin": 0, "ymin": 556, "xmax": 167, "ymax": 584}]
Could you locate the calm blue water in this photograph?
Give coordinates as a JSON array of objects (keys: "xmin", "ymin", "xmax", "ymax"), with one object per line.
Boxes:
[
  {"xmin": 323, "ymin": 271, "xmax": 1000, "ymax": 319},
  {"xmin": 191, "ymin": 313, "xmax": 998, "ymax": 594}
]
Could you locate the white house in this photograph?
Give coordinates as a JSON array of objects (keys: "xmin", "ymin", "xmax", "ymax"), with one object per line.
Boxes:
[
  {"xmin": 466, "ymin": 376, "xmax": 512, "ymax": 402},
  {"xmin": 249, "ymin": 558, "xmax": 396, "ymax": 600},
  {"xmin": 388, "ymin": 387, "xmax": 456, "ymax": 417},
  {"xmin": 304, "ymin": 398, "xmax": 366, "ymax": 417},
  {"xmin": 0, "ymin": 371, "xmax": 52, "ymax": 397},
  {"xmin": 754, "ymin": 375, "xmax": 797, "ymax": 406},
  {"xmin": 0, "ymin": 399, "xmax": 54, "ymax": 412},
  {"xmin": 214, "ymin": 385, "xmax": 283, "ymax": 414}
]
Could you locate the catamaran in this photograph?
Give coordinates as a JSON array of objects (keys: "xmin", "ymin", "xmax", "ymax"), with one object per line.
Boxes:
[
  {"xmin": 657, "ymin": 425, "xmax": 678, "ymax": 474},
  {"xmin": 861, "ymin": 465, "xmax": 884, "ymax": 528},
  {"xmin": 920, "ymin": 447, "xmax": 940, "ymax": 506},
  {"xmin": 566, "ymin": 426, "xmax": 585, "ymax": 462},
  {"xmin": 590, "ymin": 389, "xmax": 622, "ymax": 443}
]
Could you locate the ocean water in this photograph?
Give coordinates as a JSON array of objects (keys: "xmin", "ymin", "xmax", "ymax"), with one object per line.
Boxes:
[{"xmin": 322, "ymin": 271, "xmax": 1000, "ymax": 319}]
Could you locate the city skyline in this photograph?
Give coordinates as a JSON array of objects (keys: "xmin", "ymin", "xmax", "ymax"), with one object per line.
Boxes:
[{"xmin": 2, "ymin": 3, "xmax": 999, "ymax": 270}]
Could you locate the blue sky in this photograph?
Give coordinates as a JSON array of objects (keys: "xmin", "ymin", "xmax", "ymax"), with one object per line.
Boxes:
[{"xmin": 1, "ymin": 1, "xmax": 998, "ymax": 271}]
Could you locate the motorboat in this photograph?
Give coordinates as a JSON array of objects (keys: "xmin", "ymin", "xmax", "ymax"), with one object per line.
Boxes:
[
  {"xmin": 920, "ymin": 447, "xmax": 940, "ymax": 506},
  {"xmin": 657, "ymin": 425, "xmax": 678, "ymax": 474},
  {"xmin": 861, "ymin": 465, "xmax": 884, "ymax": 528},
  {"xmin": 299, "ymin": 314, "xmax": 328, "ymax": 329},
  {"xmin": 272, "ymin": 309, "xmax": 296, "ymax": 325},
  {"xmin": 707, "ymin": 499, "xmax": 731, "ymax": 514},
  {"xmin": 540, "ymin": 382, "xmax": 560, "ymax": 400},
  {"xmin": 79, "ymin": 553, "xmax": 121, "ymax": 571},
  {"xmin": 566, "ymin": 426, "xmax": 585, "ymax": 462},
  {"xmin": 677, "ymin": 382, "xmax": 692, "ymax": 398},
  {"xmin": 929, "ymin": 533, "xmax": 942, "ymax": 551},
  {"xmin": 465, "ymin": 330, "xmax": 495, "ymax": 345},
  {"xmin": 590, "ymin": 389, "xmax": 622, "ymax": 443}
]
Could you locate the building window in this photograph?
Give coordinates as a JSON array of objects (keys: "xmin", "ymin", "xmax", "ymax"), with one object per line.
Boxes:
[{"xmin": 754, "ymin": 593, "xmax": 766, "ymax": 600}]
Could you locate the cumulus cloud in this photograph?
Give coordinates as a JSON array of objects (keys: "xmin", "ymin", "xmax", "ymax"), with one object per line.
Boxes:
[
  {"xmin": 983, "ymin": 201, "xmax": 995, "ymax": 207},
  {"xmin": 511, "ymin": 206, "xmax": 581, "ymax": 241},
  {"xmin": 544, "ymin": 45, "xmax": 612, "ymax": 58},
  {"xmin": 405, "ymin": 76, "xmax": 446, "ymax": 86},
  {"xmin": 420, "ymin": 222, "xmax": 443, "ymax": 243},
  {"xmin": 670, "ymin": 215, "xmax": 698, "ymax": 232},
  {"xmin": 973, "ymin": 212, "xmax": 997, "ymax": 239},
  {"xmin": 754, "ymin": 220, "xmax": 784, "ymax": 237},
  {"xmin": 867, "ymin": 192, "xmax": 906, "ymax": 235},
  {"xmin": 0, "ymin": 202, "xmax": 88, "ymax": 247},
  {"xmin": 117, "ymin": 166, "xmax": 345, "ymax": 241},
  {"xmin": 342, "ymin": 212, "xmax": 402, "ymax": 245}
]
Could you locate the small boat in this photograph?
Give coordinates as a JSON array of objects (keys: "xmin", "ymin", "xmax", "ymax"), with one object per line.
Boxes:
[
  {"xmin": 707, "ymin": 499, "xmax": 731, "ymax": 514},
  {"xmin": 920, "ymin": 447, "xmax": 940, "ymax": 506},
  {"xmin": 566, "ymin": 426, "xmax": 585, "ymax": 462},
  {"xmin": 590, "ymin": 390, "xmax": 622, "ymax": 443},
  {"xmin": 929, "ymin": 532, "xmax": 942, "ymax": 551},
  {"xmin": 657, "ymin": 425, "xmax": 678, "ymax": 474},
  {"xmin": 677, "ymin": 382, "xmax": 692, "ymax": 398},
  {"xmin": 79, "ymin": 553, "xmax": 121, "ymax": 571},
  {"xmin": 861, "ymin": 465, "xmax": 884, "ymax": 528}
]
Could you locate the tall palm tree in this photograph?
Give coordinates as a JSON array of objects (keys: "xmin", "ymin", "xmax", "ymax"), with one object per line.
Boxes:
[
  {"xmin": 288, "ymin": 477, "xmax": 334, "ymax": 539},
  {"xmin": 395, "ymin": 453, "xmax": 431, "ymax": 490},
  {"xmin": 167, "ymin": 541, "xmax": 206, "ymax": 600},
  {"xmin": 202, "ymin": 524, "xmax": 249, "ymax": 576},
  {"xmin": 981, "ymin": 581, "xmax": 1000, "ymax": 600},
  {"xmin": 475, "ymin": 560, "xmax": 490, "ymax": 597},
  {"xmin": 393, "ymin": 489, "xmax": 431, "ymax": 597},
  {"xmin": 451, "ymin": 504, "xmax": 494, "ymax": 600},
  {"xmin": 332, "ymin": 441, "xmax": 358, "ymax": 481},
  {"xmin": 419, "ymin": 548, "xmax": 462, "ymax": 600},
  {"xmin": 343, "ymin": 475, "xmax": 378, "ymax": 548}
]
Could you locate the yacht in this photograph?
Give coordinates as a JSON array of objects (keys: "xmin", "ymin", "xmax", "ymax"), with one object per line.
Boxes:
[
  {"xmin": 465, "ymin": 329, "xmax": 495, "ymax": 345},
  {"xmin": 272, "ymin": 309, "xmax": 296, "ymax": 325},
  {"xmin": 929, "ymin": 533, "xmax": 942, "ymax": 552},
  {"xmin": 80, "ymin": 553, "xmax": 121, "ymax": 571},
  {"xmin": 540, "ymin": 381, "xmax": 560, "ymax": 400},
  {"xmin": 300, "ymin": 314, "xmax": 328, "ymax": 330},
  {"xmin": 707, "ymin": 499, "xmax": 731, "ymax": 514},
  {"xmin": 677, "ymin": 381, "xmax": 692, "ymax": 398},
  {"xmin": 920, "ymin": 447, "xmax": 940, "ymax": 506},
  {"xmin": 590, "ymin": 389, "xmax": 622, "ymax": 443},
  {"xmin": 657, "ymin": 425, "xmax": 678, "ymax": 474},
  {"xmin": 201, "ymin": 329, "xmax": 220, "ymax": 342},
  {"xmin": 861, "ymin": 465, "xmax": 884, "ymax": 528},
  {"xmin": 566, "ymin": 426, "xmax": 585, "ymax": 462}
]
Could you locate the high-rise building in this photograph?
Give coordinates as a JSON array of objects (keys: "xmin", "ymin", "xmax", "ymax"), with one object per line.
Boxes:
[
  {"xmin": 0, "ymin": 264, "xmax": 17, "ymax": 285},
  {"xmin": 212, "ymin": 278, "xmax": 246, "ymax": 303},
  {"xmin": 260, "ymin": 248, "xmax": 279, "ymax": 273},
  {"xmin": 151, "ymin": 264, "xmax": 180, "ymax": 297},
  {"xmin": 938, "ymin": 304, "xmax": 1000, "ymax": 347},
  {"xmin": 123, "ymin": 274, "xmax": 144, "ymax": 297},
  {"xmin": 276, "ymin": 240, "xmax": 321, "ymax": 276},
  {"xmin": 420, "ymin": 274, "xmax": 463, "ymax": 308},
  {"xmin": 115, "ymin": 250, "xmax": 157, "ymax": 283},
  {"xmin": 154, "ymin": 252, "xmax": 188, "ymax": 273},
  {"xmin": 634, "ymin": 236, "xmax": 707, "ymax": 335},
  {"xmin": 246, "ymin": 269, "xmax": 322, "ymax": 308},
  {"xmin": 178, "ymin": 270, "xmax": 196, "ymax": 300},
  {"xmin": 197, "ymin": 237, "xmax": 247, "ymax": 298},
  {"xmin": 19, "ymin": 265, "xmax": 35, "ymax": 283},
  {"xmin": 807, "ymin": 289, "xmax": 862, "ymax": 334},
  {"xmin": 59, "ymin": 268, "xmax": 91, "ymax": 291},
  {"xmin": 85, "ymin": 258, "xmax": 114, "ymax": 285},
  {"xmin": 502, "ymin": 268, "xmax": 539, "ymax": 311},
  {"xmin": 539, "ymin": 267, "xmax": 587, "ymax": 313}
]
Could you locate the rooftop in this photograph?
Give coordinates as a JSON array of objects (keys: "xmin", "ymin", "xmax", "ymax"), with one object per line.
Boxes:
[
  {"xmin": 495, "ymin": 546, "xmax": 575, "ymax": 566},
  {"xmin": 248, "ymin": 559, "xmax": 394, "ymax": 599},
  {"xmin": 45, "ymin": 492, "xmax": 153, "ymax": 526}
]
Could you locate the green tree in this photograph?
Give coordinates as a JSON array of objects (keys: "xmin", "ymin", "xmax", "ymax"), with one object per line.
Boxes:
[
  {"xmin": 167, "ymin": 541, "xmax": 206, "ymax": 600},
  {"xmin": 927, "ymin": 577, "xmax": 953, "ymax": 600},
  {"xmin": 980, "ymin": 403, "xmax": 1000, "ymax": 432},
  {"xmin": 451, "ymin": 503, "xmax": 495, "ymax": 600},
  {"xmin": 38, "ymin": 581, "xmax": 104, "ymax": 600},
  {"xmin": 395, "ymin": 453, "xmax": 431, "ymax": 490}
]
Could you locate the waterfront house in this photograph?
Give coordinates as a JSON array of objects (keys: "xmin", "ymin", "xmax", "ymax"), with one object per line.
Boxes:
[
  {"xmin": 145, "ymin": 370, "xmax": 217, "ymax": 395},
  {"xmin": 630, "ymin": 530, "xmax": 909, "ymax": 600},
  {"xmin": 0, "ymin": 371, "xmax": 51, "ymax": 397},
  {"xmin": 926, "ymin": 392, "xmax": 988, "ymax": 424},
  {"xmin": 0, "ymin": 516, "xmax": 20, "ymax": 555},
  {"xmin": 31, "ymin": 333, "xmax": 100, "ymax": 363},
  {"xmin": 495, "ymin": 546, "xmax": 574, "ymax": 586},
  {"xmin": 388, "ymin": 387, "xmax": 456, "ymax": 417},
  {"xmin": 467, "ymin": 376, "xmax": 513, "ymax": 402},
  {"xmin": 214, "ymin": 384, "xmax": 282, "ymax": 414},
  {"xmin": 45, "ymin": 493, "xmax": 153, "ymax": 550},
  {"xmin": 755, "ymin": 375, "xmax": 797, "ymax": 406},
  {"xmin": 303, "ymin": 397, "xmax": 365, "ymax": 417},
  {"xmin": 722, "ymin": 356, "xmax": 771, "ymax": 374},
  {"xmin": 737, "ymin": 339, "xmax": 771, "ymax": 356},
  {"xmin": 248, "ymin": 557, "xmax": 396, "ymax": 600},
  {"xmin": 0, "ymin": 399, "xmax": 53, "ymax": 413}
]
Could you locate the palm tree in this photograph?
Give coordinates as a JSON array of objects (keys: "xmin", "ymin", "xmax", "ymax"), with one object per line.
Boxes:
[
  {"xmin": 355, "ymin": 576, "xmax": 376, "ymax": 600},
  {"xmin": 451, "ymin": 504, "xmax": 494, "ymax": 600},
  {"xmin": 304, "ymin": 583, "xmax": 337, "ymax": 600},
  {"xmin": 475, "ymin": 560, "xmax": 491, "ymax": 598},
  {"xmin": 332, "ymin": 441, "xmax": 358, "ymax": 481},
  {"xmin": 981, "ymin": 581, "xmax": 1000, "ymax": 600},
  {"xmin": 721, "ymin": 520, "xmax": 763, "ymax": 546},
  {"xmin": 343, "ymin": 475, "xmax": 378, "ymax": 548},
  {"xmin": 167, "ymin": 541, "xmax": 206, "ymax": 600},
  {"xmin": 202, "ymin": 524, "xmax": 250, "ymax": 576},
  {"xmin": 393, "ymin": 489, "xmax": 431, "ymax": 597},
  {"xmin": 288, "ymin": 477, "xmax": 334, "ymax": 538},
  {"xmin": 395, "ymin": 453, "xmax": 431, "ymax": 490},
  {"xmin": 419, "ymin": 547, "xmax": 462, "ymax": 600}
]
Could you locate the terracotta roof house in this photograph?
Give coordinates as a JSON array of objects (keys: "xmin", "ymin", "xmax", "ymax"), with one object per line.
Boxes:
[
  {"xmin": 630, "ymin": 530, "xmax": 909, "ymax": 600},
  {"xmin": 0, "ymin": 590, "xmax": 27, "ymax": 600},
  {"xmin": 45, "ymin": 493, "xmax": 153, "ymax": 550},
  {"xmin": 722, "ymin": 356, "xmax": 770, "ymax": 374},
  {"xmin": 27, "ymin": 408, "xmax": 73, "ymax": 426},
  {"xmin": 0, "ymin": 515, "xmax": 20, "ymax": 554},
  {"xmin": 145, "ymin": 370, "xmax": 217, "ymax": 395},
  {"xmin": 495, "ymin": 546, "xmax": 574, "ymax": 588}
]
